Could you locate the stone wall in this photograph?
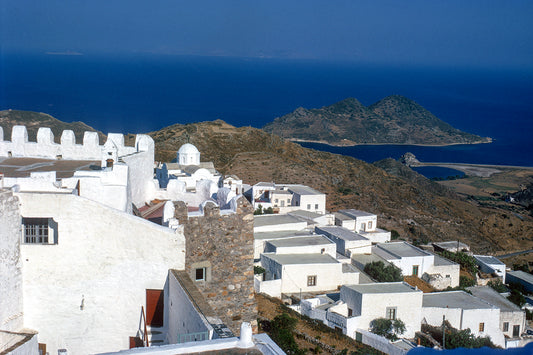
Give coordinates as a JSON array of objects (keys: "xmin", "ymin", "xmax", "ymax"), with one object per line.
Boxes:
[{"xmin": 173, "ymin": 196, "xmax": 257, "ymax": 335}]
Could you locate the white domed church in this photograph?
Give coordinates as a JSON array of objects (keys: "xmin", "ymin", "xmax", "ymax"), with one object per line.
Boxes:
[{"xmin": 177, "ymin": 143, "xmax": 201, "ymax": 166}]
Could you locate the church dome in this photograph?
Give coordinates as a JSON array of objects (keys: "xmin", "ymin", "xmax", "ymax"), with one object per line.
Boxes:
[
  {"xmin": 177, "ymin": 143, "xmax": 201, "ymax": 165},
  {"xmin": 178, "ymin": 143, "xmax": 200, "ymax": 155}
]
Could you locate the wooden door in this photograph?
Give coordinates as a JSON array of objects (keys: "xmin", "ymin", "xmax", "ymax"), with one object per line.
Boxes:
[{"xmin": 146, "ymin": 289, "xmax": 164, "ymax": 327}]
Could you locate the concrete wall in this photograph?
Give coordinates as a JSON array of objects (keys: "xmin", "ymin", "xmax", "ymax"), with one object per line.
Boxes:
[
  {"xmin": 293, "ymin": 193, "xmax": 326, "ymax": 214},
  {"xmin": 280, "ymin": 262, "xmax": 345, "ymax": 294},
  {"xmin": 166, "ymin": 271, "xmax": 213, "ymax": 344},
  {"xmin": 500, "ymin": 310, "xmax": 526, "ymax": 339},
  {"xmin": 17, "ymin": 192, "xmax": 185, "ymax": 354},
  {"xmin": 0, "ymin": 190, "xmax": 23, "ymax": 332},
  {"xmin": 173, "ymin": 197, "xmax": 257, "ymax": 335},
  {"xmin": 253, "ymin": 275, "xmax": 281, "ymax": 298},
  {"xmin": 353, "ymin": 215, "xmax": 377, "ymax": 233},
  {"xmin": 389, "ymin": 254, "xmax": 434, "ymax": 278}
]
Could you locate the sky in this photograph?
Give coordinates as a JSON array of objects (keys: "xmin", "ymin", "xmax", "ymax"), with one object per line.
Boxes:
[{"xmin": 1, "ymin": 1, "xmax": 532, "ymax": 68}]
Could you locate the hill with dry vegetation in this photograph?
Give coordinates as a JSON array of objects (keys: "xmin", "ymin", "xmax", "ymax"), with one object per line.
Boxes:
[{"xmin": 142, "ymin": 119, "xmax": 532, "ymax": 254}]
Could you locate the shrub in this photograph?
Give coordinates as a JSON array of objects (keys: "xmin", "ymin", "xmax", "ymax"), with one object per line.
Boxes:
[
  {"xmin": 254, "ymin": 266, "xmax": 265, "ymax": 275},
  {"xmin": 507, "ymin": 289, "xmax": 526, "ymax": 308},
  {"xmin": 390, "ymin": 230, "xmax": 400, "ymax": 240},
  {"xmin": 487, "ymin": 279, "xmax": 507, "ymax": 293},
  {"xmin": 370, "ymin": 318, "xmax": 406, "ymax": 341},
  {"xmin": 459, "ymin": 275, "xmax": 476, "ymax": 288},
  {"xmin": 268, "ymin": 313, "xmax": 305, "ymax": 355},
  {"xmin": 364, "ymin": 261, "xmax": 403, "ymax": 282},
  {"xmin": 439, "ymin": 251, "xmax": 478, "ymax": 275},
  {"xmin": 254, "ymin": 204, "xmax": 263, "ymax": 215}
]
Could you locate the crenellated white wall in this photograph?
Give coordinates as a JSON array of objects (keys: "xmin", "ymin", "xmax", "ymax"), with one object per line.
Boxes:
[
  {"xmin": 16, "ymin": 192, "xmax": 185, "ymax": 354},
  {"xmin": 0, "ymin": 125, "xmax": 156, "ymax": 209}
]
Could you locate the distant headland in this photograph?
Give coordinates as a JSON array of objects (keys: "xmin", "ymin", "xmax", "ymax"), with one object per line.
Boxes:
[{"xmin": 263, "ymin": 95, "xmax": 492, "ymax": 146}]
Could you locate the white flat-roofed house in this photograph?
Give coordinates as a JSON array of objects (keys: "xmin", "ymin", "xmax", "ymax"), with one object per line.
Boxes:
[
  {"xmin": 315, "ymin": 226, "xmax": 372, "ymax": 257},
  {"xmin": 258, "ymin": 253, "xmax": 359, "ymax": 296},
  {"xmin": 337, "ymin": 209, "xmax": 377, "ymax": 232},
  {"xmin": 373, "ymin": 242, "xmax": 459, "ymax": 289},
  {"xmin": 323, "ymin": 282, "xmax": 423, "ymax": 339},
  {"xmin": 287, "ymin": 185, "xmax": 326, "ymax": 214},
  {"xmin": 253, "ymin": 230, "xmax": 314, "ymax": 260},
  {"xmin": 467, "ymin": 286, "xmax": 528, "ymax": 348},
  {"xmin": 264, "ymin": 235, "xmax": 337, "ymax": 259},
  {"xmin": 421, "ymin": 291, "xmax": 505, "ymax": 348},
  {"xmin": 335, "ymin": 209, "xmax": 391, "ymax": 243},
  {"xmin": 474, "ymin": 255, "xmax": 506, "ymax": 283},
  {"xmin": 220, "ymin": 174, "xmax": 243, "ymax": 195}
]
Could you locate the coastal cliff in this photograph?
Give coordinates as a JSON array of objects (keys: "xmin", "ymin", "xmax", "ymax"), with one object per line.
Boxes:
[{"xmin": 263, "ymin": 95, "xmax": 492, "ymax": 146}]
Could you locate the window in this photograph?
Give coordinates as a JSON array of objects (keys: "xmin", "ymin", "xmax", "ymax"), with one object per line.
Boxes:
[
  {"xmin": 386, "ymin": 307, "xmax": 397, "ymax": 320},
  {"xmin": 307, "ymin": 275, "xmax": 317, "ymax": 286},
  {"xmin": 368, "ymin": 221, "xmax": 372, "ymax": 229},
  {"xmin": 479, "ymin": 323, "xmax": 485, "ymax": 332},
  {"xmin": 513, "ymin": 325, "xmax": 520, "ymax": 337},
  {"xmin": 315, "ymin": 204, "xmax": 318, "ymax": 210},
  {"xmin": 195, "ymin": 267, "xmax": 206, "ymax": 281},
  {"xmin": 23, "ymin": 218, "xmax": 50, "ymax": 244},
  {"xmin": 280, "ymin": 200, "xmax": 285, "ymax": 207},
  {"xmin": 348, "ymin": 308, "xmax": 353, "ymax": 317},
  {"xmin": 287, "ymin": 199, "xmax": 291, "ymax": 204},
  {"xmin": 361, "ymin": 223, "xmax": 366, "ymax": 231},
  {"xmin": 503, "ymin": 322, "xmax": 509, "ymax": 332},
  {"xmin": 412, "ymin": 265, "xmax": 419, "ymax": 276},
  {"xmin": 307, "ymin": 204, "xmax": 311, "ymax": 210},
  {"xmin": 446, "ymin": 274, "xmax": 450, "ymax": 278},
  {"xmin": 275, "ymin": 199, "xmax": 278, "ymax": 203}
]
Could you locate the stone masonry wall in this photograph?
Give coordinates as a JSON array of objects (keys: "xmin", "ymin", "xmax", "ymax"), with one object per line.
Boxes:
[{"xmin": 173, "ymin": 196, "xmax": 257, "ymax": 335}]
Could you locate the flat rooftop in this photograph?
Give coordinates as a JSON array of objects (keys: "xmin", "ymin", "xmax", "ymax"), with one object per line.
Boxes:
[
  {"xmin": 286, "ymin": 184, "xmax": 323, "ymax": 196},
  {"xmin": 266, "ymin": 235, "xmax": 334, "ymax": 248},
  {"xmin": 433, "ymin": 241, "xmax": 469, "ymax": 250},
  {"xmin": 467, "ymin": 286, "xmax": 522, "ymax": 312},
  {"xmin": 0, "ymin": 157, "xmax": 99, "ymax": 178},
  {"xmin": 339, "ymin": 209, "xmax": 376, "ymax": 218},
  {"xmin": 288, "ymin": 210, "xmax": 323, "ymax": 219},
  {"xmin": 474, "ymin": 255, "xmax": 505, "ymax": 265},
  {"xmin": 254, "ymin": 230, "xmax": 314, "ymax": 241},
  {"xmin": 508, "ymin": 270, "xmax": 533, "ymax": 284},
  {"xmin": 423, "ymin": 291, "xmax": 494, "ymax": 310},
  {"xmin": 434, "ymin": 255, "xmax": 457, "ymax": 266},
  {"xmin": 375, "ymin": 242, "xmax": 431, "ymax": 259},
  {"xmin": 343, "ymin": 282, "xmax": 418, "ymax": 294},
  {"xmin": 316, "ymin": 226, "xmax": 369, "ymax": 241},
  {"xmin": 262, "ymin": 253, "xmax": 339, "ymax": 265},
  {"xmin": 253, "ymin": 214, "xmax": 305, "ymax": 228}
]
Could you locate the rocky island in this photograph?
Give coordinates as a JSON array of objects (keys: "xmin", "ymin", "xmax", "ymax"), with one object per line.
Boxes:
[{"xmin": 263, "ymin": 95, "xmax": 492, "ymax": 146}]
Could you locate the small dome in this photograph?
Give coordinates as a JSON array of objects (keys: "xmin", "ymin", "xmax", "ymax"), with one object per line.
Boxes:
[{"xmin": 178, "ymin": 143, "xmax": 200, "ymax": 155}]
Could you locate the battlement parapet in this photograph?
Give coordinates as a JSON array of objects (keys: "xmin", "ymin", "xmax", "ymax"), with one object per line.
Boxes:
[{"xmin": 0, "ymin": 125, "xmax": 154, "ymax": 161}]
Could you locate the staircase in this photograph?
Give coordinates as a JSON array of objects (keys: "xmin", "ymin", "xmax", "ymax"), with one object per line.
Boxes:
[{"xmin": 146, "ymin": 325, "xmax": 166, "ymax": 346}]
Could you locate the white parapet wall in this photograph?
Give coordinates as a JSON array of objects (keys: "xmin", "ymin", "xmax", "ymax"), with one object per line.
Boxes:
[
  {"xmin": 0, "ymin": 190, "xmax": 24, "ymax": 332},
  {"xmin": 17, "ymin": 192, "xmax": 185, "ymax": 355}
]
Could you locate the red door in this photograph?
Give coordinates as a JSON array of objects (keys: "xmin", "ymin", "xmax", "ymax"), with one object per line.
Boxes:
[{"xmin": 146, "ymin": 289, "xmax": 164, "ymax": 327}]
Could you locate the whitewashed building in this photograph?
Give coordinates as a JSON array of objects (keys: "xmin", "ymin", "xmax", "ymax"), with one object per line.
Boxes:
[
  {"xmin": 373, "ymin": 242, "xmax": 460, "ymax": 289},
  {"xmin": 301, "ymin": 282, "xmax": 423, "ymax": 339},
  {"xmin": 421, "ymin": 291, "xmax": 506, "ymax": 347},
  {"xmin": 335, "ymin": 209, "xmax": 391, "ymax": 243},
  {"xmin": 474, "ymin": 255, "xmax": 506, "ymax": 283},
  {"xmin": 251, "ymin": 183, "xmax": 326, "ymax": 214},
  {"xmin": 315, "ymin": 225, "xmax": 372, "ymax": 257},
  {"xmin": 467, "ymin": 286, "xmax": 529, "ymax": 348},
  {"xmin": 258, "ymin": 253, "xmax": 359, "ymax": 296},
  {"xmin": 263, "ymin": 235, "xmax": 337, "ymax": 259}
]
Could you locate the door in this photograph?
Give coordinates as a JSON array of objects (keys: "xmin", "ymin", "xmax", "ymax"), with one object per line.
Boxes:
[
  {"xmin": 412, "ymin": 265, "xmax": 419, "ymax": 276},
  {"xmin": 146, "ymin": 289, "xmax": 164, "ymax": 327},
  {"xmin": 513, "ymin": 325, "xmax": 520, "ymax": 337}
]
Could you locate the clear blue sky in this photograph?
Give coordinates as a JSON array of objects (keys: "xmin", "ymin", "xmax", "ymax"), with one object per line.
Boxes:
[{"xmin": 1, "ymin": 0, "xmax": 532, "ymax": 68}]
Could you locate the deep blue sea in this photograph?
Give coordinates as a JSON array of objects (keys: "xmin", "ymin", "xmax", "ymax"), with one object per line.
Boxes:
[{"xmin": 1, "ymin": 52, "xmax": 532, "ymax": 177}]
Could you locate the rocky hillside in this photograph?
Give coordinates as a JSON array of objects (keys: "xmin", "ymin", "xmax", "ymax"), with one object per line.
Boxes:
[
  {"xmin": 0, "ymin": 110, "xmax": 105, "ymax": 144},
  {"xmin": 141, "ymin": 119, "xmax": 531, "ymax": 254},
  {"xmin": 263, "ymin": 96, "xmax": 491, "ymax": 146}
]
